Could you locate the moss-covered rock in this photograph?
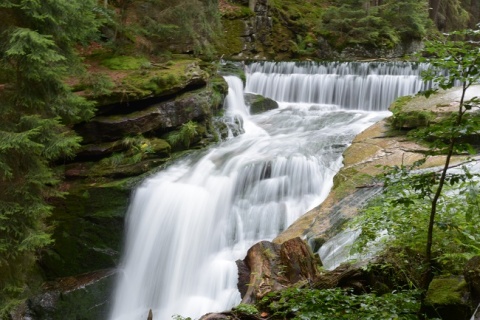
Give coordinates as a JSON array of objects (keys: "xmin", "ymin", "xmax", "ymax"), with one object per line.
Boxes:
[
  {"xmin": 244, "ymin": 93, "xmax": 279, "ymax": 114},
  {"xmin": 41, "ymin": 182, "xmax": 131, "ymax": 279},
  {"xmin": 83, "ymin": 58, "xmax": 210, "ymax": 109},
  {"xmin": 424, "ymin": 276, "xmax": 472, "ymax": 320},
  {"xmin": 218, "ymin": 61, "xmax": 246, "ymax": 84},
  {"xmin": 76, "ymin": 86, "xmax": 221, "ymax": 144},
  {"xmin": 75, "ymin": 141, "xmax": 127, "ymax": 161},
  {"xmin": 20, "ymin": 269, "xmax": 116, "ymax": 320},
  {"xmin": 389, "ymin": 95, "xmax": 436, "ymax": 129}
]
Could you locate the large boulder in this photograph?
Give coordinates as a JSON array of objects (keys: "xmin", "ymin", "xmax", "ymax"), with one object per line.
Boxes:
[
  {"xmin": 424, "ymin": 276, "xmax": 472, "ymax": 320},
  {"xmin": 244, "ymin": 93, "xmax": 278, "ymax": 114}
]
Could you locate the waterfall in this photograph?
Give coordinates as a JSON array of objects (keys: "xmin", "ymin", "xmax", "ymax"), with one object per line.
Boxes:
[
  {"xmin": 245, "ymin": 61, "xmax": 431, "ymax": 110},
  {"xmin": 109, "ymin": 62, "xmax": 426, "ymax": 320}
]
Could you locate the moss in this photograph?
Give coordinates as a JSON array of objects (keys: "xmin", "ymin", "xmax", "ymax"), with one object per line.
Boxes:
[
  {"xmin": 219, "ymin": 19, "xmax": 245, "ymax": 56},
  {"xmin": 222, "ymin": 5, "xmax": 254, "ymax": 19},
  {"xmin": 219, "ymin": 62, "xmax": 246, "ymax": 82},
  {"xmin": 89, "ymin": 58, "xmax": 209, "ymax": 106},
  {"xmin": 389, "ymin": 96, "xmax": 436, "ymax": 130},
  {"xmin": 40, "ymin": 182, "xmax": 131, "ymax": 279},
  {"xmin": 389, "ymin": 109, "xmax": 436, "ymax": 130},
  {"xmin": 389, "ymin": 95, "xmax": 415, "ymax": 114},
  {"xmin": 101, "ymin": 55, "xmax": 150, "ymax": 70},
  {"xmin": 425, "ymin": 277, "xmax": 468, "ymax": 305},
  {"xmin": 332, "ymin": 167, "xmax": 373, "ymax": 200}
]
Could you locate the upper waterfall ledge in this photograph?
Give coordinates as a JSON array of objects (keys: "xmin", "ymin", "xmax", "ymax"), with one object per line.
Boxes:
[{"xmin": 274, "ymin": 86, "xmax": 480, "ymax": 246}]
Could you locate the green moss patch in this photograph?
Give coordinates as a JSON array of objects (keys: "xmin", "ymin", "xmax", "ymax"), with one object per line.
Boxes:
[
  {"xmin": 101, "ymin": 55, "xmax": 150, "ymax": 70},
  {"xmin": 425, "ymin": 277, "xmax": 468, "ymax": 306}
]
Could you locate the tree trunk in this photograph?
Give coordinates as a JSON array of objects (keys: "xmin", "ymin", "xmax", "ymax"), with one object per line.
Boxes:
[{"xmin": 429, "ymin": 0, "xmax": 442, "ymax": 25}]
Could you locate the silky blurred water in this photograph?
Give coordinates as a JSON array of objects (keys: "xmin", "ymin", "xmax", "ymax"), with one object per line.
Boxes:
[{"xmin": 110, "ymin": 62, "xmax": 427, "ymax": 320}]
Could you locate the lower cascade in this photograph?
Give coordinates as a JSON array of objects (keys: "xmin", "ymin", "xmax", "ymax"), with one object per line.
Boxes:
[{"xmin": 109, "ymin": 62, "xmax": 427, "ymax": 320}]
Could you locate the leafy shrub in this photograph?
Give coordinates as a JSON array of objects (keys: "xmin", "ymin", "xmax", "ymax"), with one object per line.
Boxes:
[
  {"xmin": 259, "ymin": 287, "xmax": 421, "ymax": 319},
  {"xmin": 353, "ymin": 163, "xmax": 480, "ymax": 275},
  {"xmin": 233, "ymin": 303, "xmax": 259, "ymax": 315}
]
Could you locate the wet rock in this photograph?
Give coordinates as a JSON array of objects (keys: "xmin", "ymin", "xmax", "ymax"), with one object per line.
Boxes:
[
  {"xmin": 76, "ymin": 141, "xmax": 126, "ymax": 161},
  {"xmin": 237, "ymin": 237, "xmax": 320, "ymax": 303},
  {"xmin": 16, "ymin": 269, "xmax": 116, "ymax": 320},
  {"xmin": 244, "ymin": 93, "xmax": 278, "ymax": 114}
]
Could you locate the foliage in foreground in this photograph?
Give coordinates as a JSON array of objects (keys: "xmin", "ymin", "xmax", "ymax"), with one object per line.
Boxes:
[
  {"xmin": 354, "ymin": 163, "xmax": 480, "ymax": 280},
  {"xmin": 259, "ymin": 287, "xmax": 421, "ymax": 320},
  {"xmin": 353, "ymin": 25, "xmax": 480, "ymax": 294}
]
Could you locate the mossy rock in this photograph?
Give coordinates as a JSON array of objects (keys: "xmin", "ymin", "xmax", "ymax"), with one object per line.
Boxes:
[
  {"xmin": 219, "ymin": 18, "xmax": 246, "ymax": 56},
  {"xmin": 25, "ymin": 270, "xmax": 116, "ymax": 320},
  {"xmin": 424, "ymin": 276, "xmax": 472, "ymax": 320},
  {"xmin": 389, "ymin": 95, "xmax": 435, "ymax": 129},
  {"xmin": 101, "ymin": 55, "xmax": 150, "ymax": 70},
  {"xmin": 76, "ymin": 86, "xmax": 220, "ymax": 144},
  {"xmin": 147, "ymin": 138, "xmax": 171, "ymax": 157},
  {"xmin": 41, "ymin": 182, "xmax": 131, "ymax": 279},
  {"xmin": 218, "ymin": 61, "xmax": 246, "ymax": 84},
  {"xmin": 244, "ymin": 93, "xmax": 279, "ymax": 114},
  {"xmin": 91, "ymin": 59, "xmax": 210, "ymax": 108}
]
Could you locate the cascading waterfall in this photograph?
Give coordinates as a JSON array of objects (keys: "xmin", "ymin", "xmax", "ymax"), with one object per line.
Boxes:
[
  {"xmin": 109, "ymin": 62, "xmax": 428, "ymax": 320},
  {"xmin": 245, "ymin": 61, "xmax": 431, "ymax": 110}
]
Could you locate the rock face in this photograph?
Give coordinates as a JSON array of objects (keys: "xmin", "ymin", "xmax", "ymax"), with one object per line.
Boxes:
[
  {"xmin": 237, "ymin": 237, "xmax": 320, "ymax": 303},
  {"xmin": 222, "ymin": 0, "xmax": 287, "ymax": 60},
  {"xmin": 221, "ymin": 0, "xmax": 422, "ymax": 60},
  {"xmin": 76, "ymin": 86, "xmax": 224, "ymax": 144},
  {"xmin": 41, "ymin": 183, "xmax": 130, "ymax": 279},
  {"xmin": 12, "ymin": 270, "xmax": 116, "ymax": 320}
]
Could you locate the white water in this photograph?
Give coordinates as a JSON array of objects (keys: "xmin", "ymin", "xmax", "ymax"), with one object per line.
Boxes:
[
  {"xmin": 109, "ymin": 62, "xmax": 428, "ymax": 320},
  {"xmin": 246, "ymin": 61, "xmax": 431, "ymax": 110}
]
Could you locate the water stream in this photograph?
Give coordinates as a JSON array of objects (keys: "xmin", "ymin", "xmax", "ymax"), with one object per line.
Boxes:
[{"xmin": 109, "ymin": 61, "xmax": 429, "ymax": 320}]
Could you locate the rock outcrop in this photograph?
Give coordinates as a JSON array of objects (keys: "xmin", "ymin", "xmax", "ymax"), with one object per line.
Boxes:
[{"xmin": 12, "ymin": 269, "xmax": 116, "ymax": 320}]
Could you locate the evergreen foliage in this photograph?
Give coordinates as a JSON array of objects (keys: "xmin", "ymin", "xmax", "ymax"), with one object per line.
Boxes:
[
  {"xmin": 321, "ymin": 0, "xmax": 430, "ymax": 49},
  {"xmin": 105, "ymin": 0, "xmax": 221, "ymax": 56},
  {"xmin": 0, "ymin": 0, "xmax": 99, "ymax": 313}
]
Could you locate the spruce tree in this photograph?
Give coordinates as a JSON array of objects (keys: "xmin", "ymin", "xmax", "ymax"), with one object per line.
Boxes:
[{"xmin": 0, "ymin": 0, "xmax": 99, "ymax": 314}]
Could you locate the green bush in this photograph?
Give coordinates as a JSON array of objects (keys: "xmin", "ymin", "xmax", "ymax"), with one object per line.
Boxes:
[{"xmin": 259, "ymin": 287, "xmax": 421, "ymax": 319}]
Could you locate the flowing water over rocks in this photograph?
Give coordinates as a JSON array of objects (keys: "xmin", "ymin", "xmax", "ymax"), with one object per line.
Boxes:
[{"xmin": 109, "ymin": 62, "xmax": 430, "ymax": 320}]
